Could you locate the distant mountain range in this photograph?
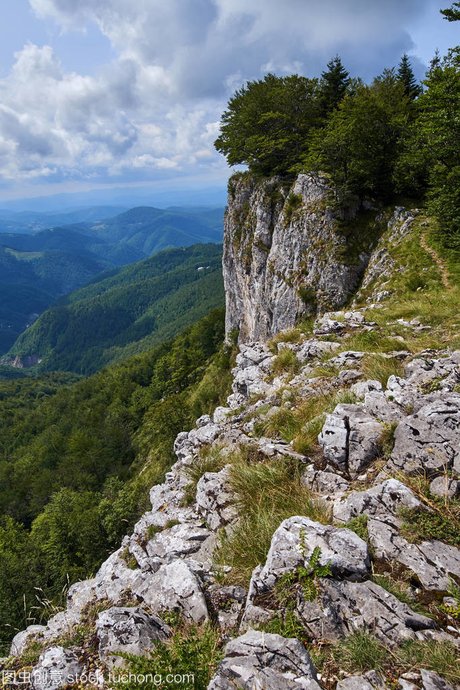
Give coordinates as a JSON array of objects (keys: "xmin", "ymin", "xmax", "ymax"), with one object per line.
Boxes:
[
  {"xmin": 0, "ymin": 205, "xmax": 223, "ymax": 353},
  {"xmin": 4, "ymin": 243, "xmax": 224, "ymax": 375}
]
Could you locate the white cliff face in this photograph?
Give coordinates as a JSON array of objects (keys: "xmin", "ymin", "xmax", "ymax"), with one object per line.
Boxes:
[{"xmin": 223, "ymin": 172, "xmax": 375, "ymax": 342}]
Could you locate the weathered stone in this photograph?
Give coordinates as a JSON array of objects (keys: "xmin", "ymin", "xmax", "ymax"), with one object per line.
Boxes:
[
  {"xmin": 207, "ymin": 585, "xmax": 247, "ymax": 634},
  {"xmin": 195, "ymin": 467, "xmax": 237, "ymax": 531},
  {"xmin": 352, "ymin": 379, "xmax": 383, "ymax": 400},
  {"xmin": 296, "ymin": 339, "xmax": 341, "ymax": 362},
  {"xmin": 31, "ymin": 647, "xmax": 84, "ymax": 690},
  {"xmin": 429, "ymin": 476, "xmax": 460, "ymax": 499},
  {"xmin": 96, "ymin": 607, "xmax": 170, "ymax": 669},
  {"xmin": 302, "ymin": 466, "xmax": 350, "ymax": 499},
  {"xmin": 145, "ymin": 521, "xmax": 211, "ymax": 562},
  {"xmin": 336, "ymin": 671, "xmax": 388, "ymax": 689},
  {"xmin": 10, "ymin": 626, "xmax": 46, "ymax": 657},
  {"xmin": 208, "ymin": 630, "xmax": 322, "ymax": 689},
  {"xmin": 420, "ymin": 669, "xmax": 456, "ymax": 690},
  {"xmin": 319, "ymin": 404, "xmax": 384, "ymax": 476},
  {"xmin": 132, "ymin": 560, "xmax": 209, "ymax": 624},
  {"xmin": 389, "ymin": 396, "xmax": 460, "ymax": 478},
  {"xmin": 296, "ymin": 578, "xmax": 435, "ymax": 646},
  {"xmin": 333, "ymin": 479, "xmax": 421, "ymax": 524},
  {"xmin": 255, "ymin": 517, "xmax": 370, "ymax": 592}
]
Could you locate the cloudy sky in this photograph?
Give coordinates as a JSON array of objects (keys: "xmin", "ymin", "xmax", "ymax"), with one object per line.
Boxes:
[{"xmin": 0, "ymin": 0, "xmax": 457, "ymax": 206}]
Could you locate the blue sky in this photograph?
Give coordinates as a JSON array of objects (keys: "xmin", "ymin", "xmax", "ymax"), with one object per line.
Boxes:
[{"xmin": 0, "ymin": 0, "xmax": 457, "ymax": 207}]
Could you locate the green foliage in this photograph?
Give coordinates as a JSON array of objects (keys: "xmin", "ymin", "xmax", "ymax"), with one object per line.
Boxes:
[
  {"xmin": 271, "ymin": 348, "xmax": 301, "ymax": 376},
  {"xmin": 397, "ymin": 54, "xmax": 422, "ymax": 100},
  {"xmin": 344, "ymin": 515, "xmax": 369, "ymax": 543},
  {"xmin": 319, "ymin": 55, "xmax": 351, "ymax": 114},
  {"xmin": 441, "ymin": 2, "xmax": 460, "ymax": 21},
  {"xmin": 9, "ymin": 244, "xmax": 224, "ymax": 375},
  {"xmin": 306, "ymin": 70, "xmax": 411, "ymax": 202},
  {"xmin": 115, "ymin": 623, "xmax": 222, "ymax": 690},
  {"xmin": 214, "ymin": 73, "xmax": 322, "ymax": 176},
  {"xmin": 330, "ymin": 631, "xmax": 388, "ymax": 673},
  {"xmin": 276, "ymin": 544, "xmax": 332, "ymax": 604},
  {"xmin": 400, "ymin": 501, "xmax": 460, "ymax": 546},
  {"xmin": 0, "ymin": 309, "xmax": 233, "ymax": 649}
]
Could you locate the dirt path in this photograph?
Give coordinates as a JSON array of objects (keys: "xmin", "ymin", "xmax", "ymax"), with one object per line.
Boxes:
[{"xmin": 420, "ymin": 232, "xmax": 451, "ymax": 290}]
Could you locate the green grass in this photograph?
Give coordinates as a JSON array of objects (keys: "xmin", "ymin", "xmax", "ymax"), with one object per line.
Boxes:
[
  {"xmin": 271, "ymin": 348, "xmax": 301, "ymax": 376},
  {"xmin": 214, "ymin": 453, "xmax": 330, "ymax": 585},
  {"xmin": 361, "ymin": 354, "xmax": 404, "ymax": 386},
  {"xmin": 183, "ymin": 445, "xmax": 227, "ymax": 505}
]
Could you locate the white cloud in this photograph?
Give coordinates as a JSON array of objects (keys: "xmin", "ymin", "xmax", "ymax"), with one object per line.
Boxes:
[{"xmin": 0, "ymin": 0, "xmax": 440, "ymax": 190}]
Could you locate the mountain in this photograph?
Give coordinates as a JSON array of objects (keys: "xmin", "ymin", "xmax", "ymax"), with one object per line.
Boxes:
[
  {"xmin": 0, "ymin": 206, "xmax": 127, "ymax": 234},
  {"xmin": 80, "ymin": 205, "xmax": 223, "ymax": 256},
  {"xmin": 6, "ymin": 243, "xmax": 224, "ymax": 374},
  {"xmin": 0, "ymin": 205, "xmax": 224, "ymax": 354}
]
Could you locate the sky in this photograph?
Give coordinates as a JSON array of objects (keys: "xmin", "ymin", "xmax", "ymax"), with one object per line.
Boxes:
[{"xmin": 0, "ymin": 0, "xmax": 458, "ymax": 208}]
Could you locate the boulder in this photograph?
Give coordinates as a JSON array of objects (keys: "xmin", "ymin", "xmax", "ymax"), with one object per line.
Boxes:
[
  {"xmin": 31, "ymin": 647, "xmax": 84, "ymax": 690},
  {"xmin": 255, "ymin": 517, "xmax": 370, "ymax": 592},
  {"xmin": 133, "ymin": 560, "xmax": 209, "ymax": 624},
  {"xmin": 389, "ymin": 397, "xmax": 460, "ymax": 478},
  {"xmin": 96, "ymin": 607, "xmax": 170, "ymax": 669},
  {"xmin": 319, "ymin": 404, "xmax": 384, "ymax": 476},
  {"xmin": 207, "ymin": 630, "xmax": 322, "ymax": 689},
  {"xmin": 333, "ymin": 479, "xmax": 421, "ymax": 524}
]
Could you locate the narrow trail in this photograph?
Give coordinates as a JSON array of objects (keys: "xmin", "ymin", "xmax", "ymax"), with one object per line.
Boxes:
[{"xmin": 420, "ymin": 232, "xmax": 451, "ymax": 290}]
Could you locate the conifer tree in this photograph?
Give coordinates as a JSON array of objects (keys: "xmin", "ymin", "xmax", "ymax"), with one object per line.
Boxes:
[
  {"xmin": 397, "ymin": 54, "xmax": 422, "ymax": 99},
  {"xmin": 319, "ymin": 55, "xmax": 351, "ymax": 114},
  {"xmin": 441, "ymin": 2, "xmax": 460, "ymax": 21}
]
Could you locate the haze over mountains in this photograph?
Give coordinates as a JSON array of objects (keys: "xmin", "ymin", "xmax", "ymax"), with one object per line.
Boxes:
[{"xmin": 0, "ymin": 205, "xmax": 223, "ymax": 354}]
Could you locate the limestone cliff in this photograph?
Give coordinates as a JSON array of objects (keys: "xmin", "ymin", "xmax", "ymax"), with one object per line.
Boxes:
[{"xmin": 223, "ymin": 172, "xmax": 380, "ymax": 342}]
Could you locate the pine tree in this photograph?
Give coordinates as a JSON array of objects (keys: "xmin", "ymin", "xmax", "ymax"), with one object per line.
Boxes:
[
  {"xmin": 319, "ymin": 55, "xmax": 350, "ymax": 114},
  {"xmin": 397, "ymin": 54, "xmax": 422, "ymax": 99},
  {"xmin": 441, "ymin": 2, "xmax": 460, "ymax": 21}
]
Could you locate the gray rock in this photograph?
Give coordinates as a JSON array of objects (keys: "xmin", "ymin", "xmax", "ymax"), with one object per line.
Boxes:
[
  {"xmin": 31, "ymin": 647, "xmax": 84, "ymax": 690},
  {"xmin": 429, "ymin": 476, "xmax": 460, "ymax": 499},
  {"xmin": 302, "ymin": 466, "xmax": 350, "ymax": 499},
  {"xmin": 336, "ymin": 671, "xmax": 388, "ymax": 689},
  {"xmin": 255, "ymin": 517, "xmax": 370, "ymax": 592},
  {"xmin": 208, "ymin": 630, "xmax": 322, "ymax": 689},
  {"xmin": 10, "ymin": 626, "xmax": 46, "ymax": 656},
  {"xmin": 195, "ymin": 466, "xmax": 237, "ymax": 531},
  {"xmin": 296, "ymin": 578, "xmax": 436, "ymax": 646},
  {"xmin": 223, "ymin": 173, "xmax": 367, "ymax": 342},
  {"xmin": 96, "ymin": 607, "xmax": 170, "ymax": 669},
  {"xmin": 352, "ymin": 379, "xmax": 383, "ymax": 400},
  {"xmin": 133, "ymin": 560, "xmax": 209, "ymax": 624},
  {"xmin": 389, "ymin": 397, "xmax": 460, "ymax": 478},
  {"xmin": 333, "ymin": 479, "xmax": 421, "ymax": 524},
  {"xmin": 296, "ymin": 339, "xmax": 341, "ymax": 362},
  {"xmin": 207, "ymin": 585, "xmax": 247, "ymax": 634},
  {"xmin": 319, "ymin": 404, "xmax": 384, "ymax": 476},
  {"xmin": 420, "ymin": 669, "xmax": 456, "ymax": 690},
  {"xmin": 145, "ymin": 521, "xmax": 211, "ymax": 562}
]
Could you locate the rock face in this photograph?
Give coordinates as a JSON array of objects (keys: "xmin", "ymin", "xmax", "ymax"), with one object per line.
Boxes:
[{"xmin": 223, "ymin": 173, "xmax": 376, "ymax": 341}]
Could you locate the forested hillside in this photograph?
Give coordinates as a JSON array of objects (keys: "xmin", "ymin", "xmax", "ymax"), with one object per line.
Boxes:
[
  {"xmin": 6, "ymin": 244, "xmax": 224, "ymax": 374},
  {"xmin": 0, "ymin": 309, "xmax": 233, "ymax": 651}
]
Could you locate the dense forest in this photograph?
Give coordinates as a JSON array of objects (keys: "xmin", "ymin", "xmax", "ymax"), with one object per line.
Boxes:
[
  {"xmin": 215, "ymin": 46, "xmax": 460, "ymax": 245},
  {"xmin": 0, "ymin": 310, "xmax": 234, "ymax": 652},
  {"xmin": 7, "ymin": 244, "xmax": 224, "ymax": 374}
]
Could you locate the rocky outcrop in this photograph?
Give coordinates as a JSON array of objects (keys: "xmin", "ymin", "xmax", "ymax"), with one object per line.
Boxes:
[{"xmin": 223, "ymin": 173, "xmax": 378, "ymax": 342}]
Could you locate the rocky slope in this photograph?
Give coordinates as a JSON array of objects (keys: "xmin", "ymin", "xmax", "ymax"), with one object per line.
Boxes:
[{"xmin": 1, "ymin": 193, "xmax": 459, "ymax": 689}]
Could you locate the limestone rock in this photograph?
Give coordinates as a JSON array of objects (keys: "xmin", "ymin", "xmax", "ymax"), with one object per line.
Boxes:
[
  {"xmin": 388, "ymin": 396, "xmax": 460, "ymax": 478},
  {"xmin": 31, "ymin": 647, "xmax": 84, "ymax": 690},
  {"xmin": 208, "ymin": 630, "xmax": 322, "ymax": 689},
  {"xmin": 333, "ymin": 479, "xmax": 421, "ymax": 524},
  {"xmin": 255, "ymin": 516, "xmax": 370, "ymax": 592},
  {"xmin": 96, "ymin": 607, "xmax": 170, "ymax": 669},
  {"xmin": 10, "ymin": 626, "xmax": 46, "ymax": 657},
  {"xmin": 207, "ymin": 585, "xmax": 247, "ymax": 634},
  {"xmin": 319, "ymin": 404, "xmax": 384, "ymax": 476},
  {"xmin": 195, "ymin": 466, "xmax": 237, "ymax": 531}
]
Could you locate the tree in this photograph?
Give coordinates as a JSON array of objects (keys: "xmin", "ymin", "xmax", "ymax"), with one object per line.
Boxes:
[
  {"xmin": 319, "ymin": 55, "xmax": 351, "ymax": 114},
  {"xmin": 306, "ymin": 70, "xmax": 411, "ymax": 202},
  {"xmin": 214, "ymin": 73, "xmax": 323, "ymax": 176},
  {"xmin": 397, "ymin": 54, "xmax": 422, "ymax": 99},
  {"xmin": 441, "ymin": 2, "xmax": 460, "ymax": 20}
]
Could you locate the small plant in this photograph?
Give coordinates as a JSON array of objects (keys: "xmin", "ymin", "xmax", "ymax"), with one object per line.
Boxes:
[
  {"xmin": 284, "ymin": 192, "xmax": 303, "ymax": 224},
  {"xmin": 344, "ymin": 515, "xmax": 369, "ymax": 542},
  {"xmin": 182, "ymin": 445, "xmax": 227, "ymax": 506},
  {"xmin": 120, "ymin": 547, "xmax": 139, "ymax": 570},
  {"xmin": 276, "ymin": 544, "xmax": 332, "ymax": 605},
  {"xmin": 115, "ymin": 623, "xmax": 222, "ymax": 690},
  {"xmin": 400, "ymin": 503, "xmax": 460, "ymax": 546},
  {"xmin": 331, "ymin": 631, "xmax": 387, "ymax": 673},
  {"xmin": 378, "ymin": 422, "xmax": 397, "ymax": 459},
  {"xmin": 440, "ymin": 579, "xmax": 460, "ymax": 620}
]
